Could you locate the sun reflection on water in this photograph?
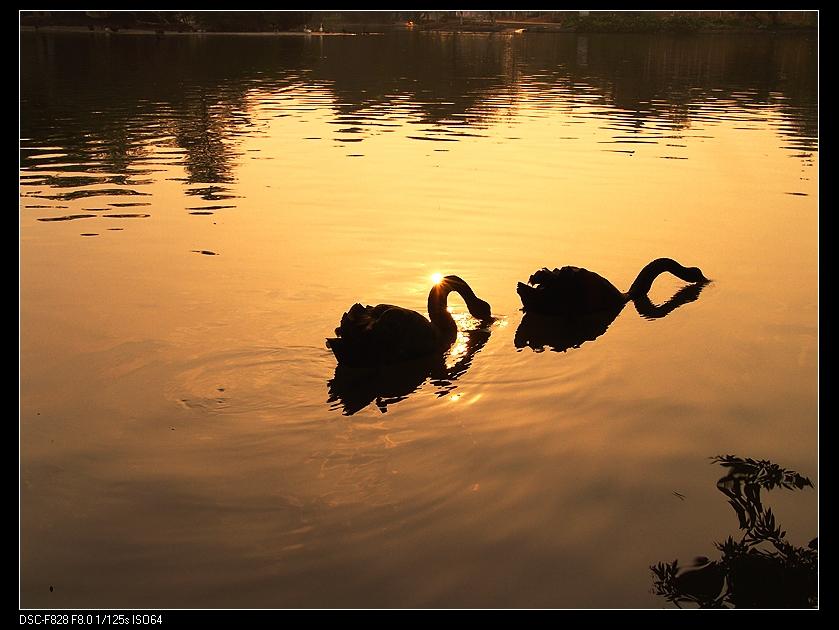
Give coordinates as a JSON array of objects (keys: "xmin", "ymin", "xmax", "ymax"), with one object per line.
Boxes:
[{"xmin": 445, "ymin": 314, "xmax": 474, "ymax": 370}]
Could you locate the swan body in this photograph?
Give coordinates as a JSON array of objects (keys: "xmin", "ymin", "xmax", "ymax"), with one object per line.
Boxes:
[
  {"xmin": 517, "ymin": 258, "xmax": 708, "ymax": 316},
  {"xmin": 327, "ymin": 275, "xmax": 491, "ymax": 367}
]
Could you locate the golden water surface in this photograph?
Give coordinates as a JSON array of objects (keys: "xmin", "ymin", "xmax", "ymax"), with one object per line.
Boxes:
[{"xmin": 20, "ymin": 31, "xmax": 817, "ymax": 608}]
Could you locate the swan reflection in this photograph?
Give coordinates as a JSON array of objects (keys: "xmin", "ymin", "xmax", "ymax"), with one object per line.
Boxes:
[{"xmin": 515, "ymin": 304, "xmax": 624, "ymax": 353}]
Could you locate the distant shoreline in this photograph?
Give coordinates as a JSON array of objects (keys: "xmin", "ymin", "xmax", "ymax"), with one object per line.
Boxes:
[
  {"xmin": 19, "ymin": 10, "xmax": 817, "ymax": 37},
  {"xmin": 19, "ymin": 25, "xmax": 364, "ymax": 36},
  {"xmin": 20, "ymin": 24, "xmax": 815, "ymax": 36}
]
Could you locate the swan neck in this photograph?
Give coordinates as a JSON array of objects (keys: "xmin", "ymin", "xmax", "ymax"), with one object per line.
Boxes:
[
  {"xmin": 627, "ymin": 258, "xmax": 695, "ymax": 298},
  {"xmin": 428, "ymin": 278, "xmax": 487, "ymax": 336},
  {"xmin": 428, "ymin": 284, "xmax": 456, "ymax": 335}
]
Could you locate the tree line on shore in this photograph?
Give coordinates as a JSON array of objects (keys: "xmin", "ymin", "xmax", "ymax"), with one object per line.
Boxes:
[{"xmin": 21, "ymin": 11, "xmax": 817, "ymax": 34}]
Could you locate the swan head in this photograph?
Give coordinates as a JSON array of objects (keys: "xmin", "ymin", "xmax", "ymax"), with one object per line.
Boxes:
[
  {"xmin": 685, "ymin": 266, "xmax": 709, "ymax": 283},
  {"xmin": 437, "ymin": 275, "xmax": 493, "ymax": 321},
  {"xmin": 466, "ymin": 296, "xmax": 492, "ymax": 321}
]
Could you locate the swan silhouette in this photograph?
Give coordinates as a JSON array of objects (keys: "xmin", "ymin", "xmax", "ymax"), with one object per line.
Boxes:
[
  {"xmin": 326, "ymin": 275, "xmax": 492, "ymax": 367},
  {"xmin": 515, "ymin": 281, "xmax": 708, "ymax": 352},
  {"xmin": 517, "ymin": 257, "xmax": 708, "ymax": 316}
]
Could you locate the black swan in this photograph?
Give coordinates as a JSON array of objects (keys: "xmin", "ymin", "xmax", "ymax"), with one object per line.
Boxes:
[
  {"xmin": 326, "ymin": 275, "xmax": 492, "ymax": 367},
  {"xmin": 517, "ymin": 257, "xmax": 708, "ymax": 316}
]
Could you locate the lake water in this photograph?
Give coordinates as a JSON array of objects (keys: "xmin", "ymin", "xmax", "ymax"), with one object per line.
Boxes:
[{"xmin": 20, "ymin": 30, "xmax": 818, "ymax": 609}]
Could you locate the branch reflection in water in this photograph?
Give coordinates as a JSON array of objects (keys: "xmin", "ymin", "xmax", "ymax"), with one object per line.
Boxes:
[{"xmin": 651, "ymin": 455, "xmax": 817, "ymax": 609}]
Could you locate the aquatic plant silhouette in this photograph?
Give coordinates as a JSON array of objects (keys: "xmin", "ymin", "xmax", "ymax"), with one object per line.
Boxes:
[{"xmin": 651, "ymin": 455, "xmax": 817, "ymax": 608}]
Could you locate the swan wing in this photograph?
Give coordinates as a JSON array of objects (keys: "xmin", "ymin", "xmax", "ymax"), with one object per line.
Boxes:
[
  {"xmin": 328, "ymin": 304, "xmax": 436, "ymax": 365},
  {"xmin": 520, "ymin": 266, "xmax": 623, "ymax": 314}
]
